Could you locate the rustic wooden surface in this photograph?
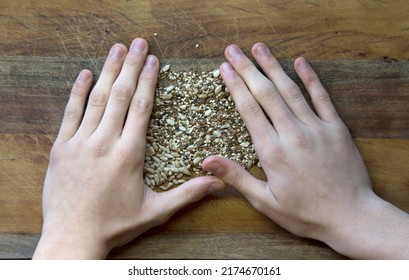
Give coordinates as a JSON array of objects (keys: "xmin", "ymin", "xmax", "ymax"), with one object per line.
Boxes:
[{"xmin": 0, "ymin": 0, "xmax": 408, "ymax": 259}]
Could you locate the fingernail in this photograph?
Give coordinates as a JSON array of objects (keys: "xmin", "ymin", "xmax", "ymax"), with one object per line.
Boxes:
[
  {"xmin": 228, "ymin": 45, "xmax": 242, "ymax": 58},
  {"xmin": 255, "ymin": 44, "xmax": 270, "ymax": 56},
  {"xmin": 298, "ymin": 57, "xmax": 310, "ymax": 70},
  {"xmin": 204, "ymin": 161, "xmax": 222, "ymax": 175},
  {"xmin": 130, "ymin": 38, "xmax": 147, "ymax": 53},
  {"xmin": 144, "ymin": 55, "xmax": 157, "ymax": 68},
  {"xmin": 109, "ymin": 45, "xmax": 124, "ymax": 60},
  {"xmin": 76, "ymin": 70, "xmax": 88, "ymax": 84},
  {"xmin": 221, "ymin": 62, "xmax": 234, "ymax": 74}
]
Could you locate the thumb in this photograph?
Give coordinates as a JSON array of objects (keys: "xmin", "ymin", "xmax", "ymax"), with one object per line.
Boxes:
[
  {"xmin": 202, "ymin": 155, "xmax": 265, "ymax": 201},
  {"xmin": 157, "ymin": 175, "xmax": 227, "ymax": 216}
]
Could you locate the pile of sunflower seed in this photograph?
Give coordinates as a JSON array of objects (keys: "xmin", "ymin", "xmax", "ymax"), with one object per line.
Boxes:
[{"xmin": 144, "ymin": 64, "xmax": 258, "ymax": 191}]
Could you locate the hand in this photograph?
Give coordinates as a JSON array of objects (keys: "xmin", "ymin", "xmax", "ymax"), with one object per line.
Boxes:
[
  {"xmin": 202, "ymin": 43, "xmax": 409, "ymax": 259},
  {"xmin": 33, "ymin": 38, "xmax": 226, "ymax": 259}
]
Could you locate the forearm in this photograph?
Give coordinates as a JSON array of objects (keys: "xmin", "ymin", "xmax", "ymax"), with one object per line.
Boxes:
[{"xmin": 323, "ymin": 193, "xmax": 409, "ymax": 259}]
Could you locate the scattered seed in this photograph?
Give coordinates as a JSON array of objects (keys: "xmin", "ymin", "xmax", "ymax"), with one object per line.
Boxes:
[
  {"xmin": 178, "ymin": 112, "xmax": 186, "ymax": 120},
  {"xmin": 215, "ymin": 85, "xmax": 222, "ymax": 94},
  {"xmin": 187, "ymin": 145, "xmax": 196, "ymax": 151},
  {"xmin": 204, "ymin": 109, "xmax": 213, "ymax": 117},
  {"xmin": 193, "ymin": 157, "xmax": 202, "ymax": 165},
  {"xmin": 143, "ymin": 67, "xmax": 257, "ymax": 190},
  {"xmin": 163, "ymin": 153, "xmax": 173, "ymax": 159},
  {"xmin": 213, "ymin": 130, "xmax": 222, "ymax": 137},
  {"xmin": 161, "ymin": 64, "xmax": 170, "ymax": 72},
  {"xmin": 154, "ymin": 175, "xmax": 160, "ymax": 185},
  {"xmin": 240, "ymin": 141, "xmax": 251, "ymax": 147},
  {"xmin": 170, "ymin": 167, "xmax": 179, "ymax": 173},
  {"xmin": 166, "ymin": 118, "xmax": 175, "ymax": 126},
  {"xmin": 165, "ymin": 85, "xmax": 175, "ymax": 92},
  {"xmin": 161, "ymin": 93, "xmax": 173, "ymax": 100},
  {"xmin": 180, "ymin": 166, "xmax": 191, "ymax": 175}
]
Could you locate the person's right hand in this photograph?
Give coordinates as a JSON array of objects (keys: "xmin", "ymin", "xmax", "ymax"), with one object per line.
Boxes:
[{"xmin": 203, "ymin": 43, "xmax": 409, "ymax": 259}]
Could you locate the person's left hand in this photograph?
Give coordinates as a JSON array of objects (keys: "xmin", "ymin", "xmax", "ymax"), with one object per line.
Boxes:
[{"xmin": 33, "ymin": 38, "xmax": 226, "ymax": 259}]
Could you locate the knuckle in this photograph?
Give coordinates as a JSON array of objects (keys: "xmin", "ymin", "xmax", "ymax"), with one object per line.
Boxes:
[
  {"xmin": 131, "ymin": 96, "xmax": 152, "ymax": 114},
  {"xmin": 117, "ymin": 145, "xmax": 137, "ymax": 166},
  {"xmin": 261, "ymin": 144, "xmax": 286, "ymax": 166},
  {"xmin": 89, "ymin": 91, "xmax": 108, "ymax": 108},
  {"xmin": 111, "ymin": 84, "xmax": 133, "ymax": 102},
  {"xmin": 253, "ymin": 80, "xmax": 280, "ymax": 103},
  {"xmin": 90, "ymin": 135, "xmax": 111, "ymax": 158},
  {"xmin": 240, "ymin": 100, "xmax": 262, "ymax": 118},
  {"xmin": 315, "ymin": 90, "xmax": 331, "ymax": 103},
  {"xmin": 254, "ymin": 80, "xmax": 274, "ymax": 95},
  {"xmin": 294, "ymin": 131, "xmax": 309, "ymax": 147},
  {"xmin": 289, "ymin": 128, "xmax": 309, "ymax": 147},
  {"xmin": 282, "ymin": 83, "xmax": 303, "ymax": 103},
  {"xmin": 63, "ymin": 105, "xmax": 81, "ymax": 122}
]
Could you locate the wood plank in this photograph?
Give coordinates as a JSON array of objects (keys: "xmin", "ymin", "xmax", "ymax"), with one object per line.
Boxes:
[
  {"xmin": 1, "ymin": 0, "xmax": 408, "ymax": 260},
  {"xmin": 1, "ymin": 0, "xmax": 408, "ymax": 59},
  {"xmin": 0, "ymin": 233, "xmax": 346, "ymax": 259},
  {"xmin": 1, "ymin": 135, "xmax": 408, "ymax": 234},
  {"xmin": 1, "ymin": 56, "xmax": 408, "ymax": 138},
  {"xmin": 0, "ymin": 234, "xmax": 39, "ymax": 259},
  {"xmin": 108, "ymin": 232, "xmax": 347, "ymax": 260}
]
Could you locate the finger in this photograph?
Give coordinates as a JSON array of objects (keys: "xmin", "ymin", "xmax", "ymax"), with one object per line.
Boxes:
[
  {"xmin": 150, "ymin": 176, "xmax": 227, "ymax": 221},
  {"xmin": 202, "ymin": 156, "xmax": 266, "ymax": 203},
  {"xmin": 224, "ymin": 45, "xmax": 297, "ymax": 132},
  {"xmin": 220, "ymin": 62, "xmax": 277, "ymax": 150},
  {"xmin": 121, "ymin": 55, "xmax": 159, "ymax": 160},
  {"xmin": 56, "ymin": 69, "xmax": 93, "ymax": 143},
  {"xmin": 294, "ymin": 57, "xmax": 340, "ymax": 122},
  {"xmin": 251, "ymin": 43, "xmax": 318, "ymax": 125},
  {"xmin": 98, "ymin": 38, "xmax": 149, "ymax": 137},
  {"xmin": 78, "ymin": 44, "xmax": 127, "ymax": 136}
]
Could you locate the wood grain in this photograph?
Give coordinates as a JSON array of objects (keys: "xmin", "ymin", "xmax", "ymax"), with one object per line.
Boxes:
[
  {"xmin": 1, "ymin": 135, "xmax": 408, "ymax": 235},
  {"xmin": 0, "ymin": 233, "xmax": 347, "ymax": 259},
  {"xmin": 1, "ymin": 56, "xmax": 408, "ymax": 137},
  {"xmin": 1, "ymin": 0, "xmax": 408, "ymax": 259},
  {"xmin": 1, "ymin": 0, "xmax": 408, "ymax": 59}
]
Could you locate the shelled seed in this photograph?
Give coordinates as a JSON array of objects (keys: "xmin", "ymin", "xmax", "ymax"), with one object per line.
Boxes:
[{"xmin": 143, "ymin": 66, "xmax": 258, "ymax": 191}]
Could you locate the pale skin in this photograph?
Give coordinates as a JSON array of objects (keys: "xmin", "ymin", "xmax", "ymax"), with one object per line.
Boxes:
[
  {"xmin": 33, "ymin": 38, "xmax": 226, "ymax": 259},
  {"xmin": 33, "ymin": 38, "xmax": 409, "ymax": 259}
]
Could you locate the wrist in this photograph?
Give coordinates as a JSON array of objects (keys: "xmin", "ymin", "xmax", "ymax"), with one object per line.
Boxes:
[
  {"xmin": 320, "ymin": 191, "xmax": 409, "ymax": 259},
  {"xmin": 33, "ymin": 224, "xmax": 110, "ymax": 259}
]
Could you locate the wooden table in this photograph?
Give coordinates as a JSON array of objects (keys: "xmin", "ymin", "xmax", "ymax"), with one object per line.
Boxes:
[{"xmin": 0, "ymin": 0, "xmax": 408, "ymax": 259}]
